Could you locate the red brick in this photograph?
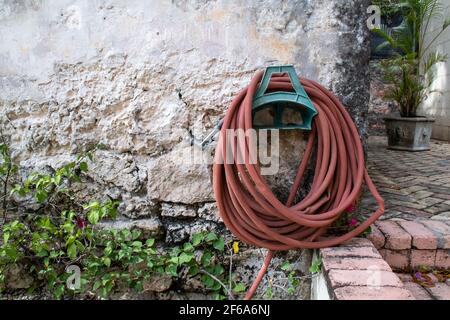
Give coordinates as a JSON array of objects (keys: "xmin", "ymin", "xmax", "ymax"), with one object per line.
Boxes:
[
  {"xmin": 327, "ymin": 269, "xmax": 403, "ymax": 288},
  {"xmin": 367, "ymin": 225, "xmax": 385, "ymax": 249},
  {"xmin": 435, "ymin": 250, "xmax": 450, "ymax": 269},
  {"xmin": 322, "ymin": 256, "xmax": 391, "ymax": 272},
  {"xmin": 321, "ymin": 246, "xmax": 381, "ymax": 259},
  {"xmin": 376, "ymin": 221, "xmax": 411, "ymax": 250},
  {"xmin": 420, "ymin": 221, "xmax": 450, "ymax": 249},
  {"xmin": 410, "ymin": 250, "xmax": 436, "ymax": 269},
  {"xmin": 402, "ymin": 282, "xmax": 432, "ymax": 300},
  {"xmin": 428, "ymin": 283, "xmax": 450, "ymax": 300},
  {"xmin": 384, "ymin": 249, "xmax": 409, "ymax": 270},
  {"xmin": 333, "ymin": 286, "xmax": 414, "ymax": 300},
  {"xmin": 398, "ymin": 221, "xmax": 438, "ymax": 249}
]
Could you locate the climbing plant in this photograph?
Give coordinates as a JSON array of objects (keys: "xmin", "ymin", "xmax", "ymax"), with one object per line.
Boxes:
[
  {"xmin": 374, "ymin": 0, "xmax": 450, "ymax": 117},
  {"xmin": 0, "ymin": 142, "xmax": 247, "ymax": 299}
]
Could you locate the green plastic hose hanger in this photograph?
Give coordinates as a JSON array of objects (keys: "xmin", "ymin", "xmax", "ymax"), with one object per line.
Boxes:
[
  {"xmin": 252, "ymin": 65, "xmax": 317, "ymax": 130},
  {"xmin": 192, "ymin": 65, "xmax": 318, "ymax": 150}
]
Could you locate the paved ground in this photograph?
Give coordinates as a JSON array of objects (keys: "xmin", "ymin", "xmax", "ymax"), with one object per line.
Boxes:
[
  {"xmin": 362, "ymin": 136, "xmax": 450, "ymax": 222},
  {"xmin": 362, "ymin": 137, "xmax": 450, "ymax": 299},
  {"xmin": 397, "ymin": 272, "xmax": 450, "ymax": 300}
]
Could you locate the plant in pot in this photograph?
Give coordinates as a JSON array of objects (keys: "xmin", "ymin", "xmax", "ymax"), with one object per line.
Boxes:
[
  {"xmin": 371, "ymin": 0, "xmax": 403, "ymax": 58},
  {"xmin": 374, "ymin": 0, "xmax": 450, "ymax": 151}
]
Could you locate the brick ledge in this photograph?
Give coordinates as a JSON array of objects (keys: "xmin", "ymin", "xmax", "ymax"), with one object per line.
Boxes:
[
  {"xmin": 368, "ymin": 220, "xmax": 450, "ymax": 270},
  {"xmin": 311, "ymin": 238, "xmax": 415, "ymax": 300}
]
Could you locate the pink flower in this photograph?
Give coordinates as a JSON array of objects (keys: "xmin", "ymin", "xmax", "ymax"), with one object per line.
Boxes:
[
  {"xmin": 76, "ymin": 216, "xmax": 87, "ymax": 229},
  {"xmin": 346, "ymin": 204, "xmax": 355, "ymax": 213},
  {"xmin": 349, "ymin": 218, "xmax": 358, "ymax": 227}
]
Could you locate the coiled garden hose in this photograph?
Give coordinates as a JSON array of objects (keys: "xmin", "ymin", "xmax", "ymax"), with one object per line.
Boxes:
[{"xmin": 212, "ymin": 70, "xmax": 385, "ymax": 300}]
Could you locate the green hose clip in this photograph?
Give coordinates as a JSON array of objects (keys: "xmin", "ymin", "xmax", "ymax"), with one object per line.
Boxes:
[{"xmin": 253, "ymin": 65, "xmax": 317, "ymax": 130}]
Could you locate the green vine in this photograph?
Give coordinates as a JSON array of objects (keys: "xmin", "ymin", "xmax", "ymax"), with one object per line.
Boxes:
[{"xmin": 0, "ymin": 143, "xmax": 248, "ymax": 299}]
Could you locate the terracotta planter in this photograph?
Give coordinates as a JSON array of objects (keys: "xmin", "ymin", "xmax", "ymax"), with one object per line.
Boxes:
[{"xmin": 383, "ymin": 116, "xmax": 435, "ymax": 151}]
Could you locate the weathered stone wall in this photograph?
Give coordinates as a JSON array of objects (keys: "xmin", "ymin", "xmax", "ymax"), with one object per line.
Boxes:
[
  {"xmin": 368, "ymin": 60, "xmax": 397, "ymax": 136},
  {"xmin": 0, "ymin": 0, "xmax": 372, "ymax": 298}
]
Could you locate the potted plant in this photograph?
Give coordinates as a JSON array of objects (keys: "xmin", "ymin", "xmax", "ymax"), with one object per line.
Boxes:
[
  {"xmin": 371, "ymin": 0, "xmax": 403, "ymax": 58},
  {"xmin": 375, "ymin": 0, "xmax": 450, "ymax": 151}
]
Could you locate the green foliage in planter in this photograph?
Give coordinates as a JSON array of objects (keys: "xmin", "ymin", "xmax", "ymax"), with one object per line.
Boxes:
[
  {"xmin": 373, "ymin": 0, "xmax": 402, "ymax": 19},
  {"xmin": 374, "ymin": 0, "xmax": 450, "ymax": 117},
  {"xmin": 0, "ymin": 143, "xmax": 245, "ymax": 300}
]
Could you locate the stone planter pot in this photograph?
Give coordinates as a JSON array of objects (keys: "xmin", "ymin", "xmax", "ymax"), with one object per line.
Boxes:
[{"xmin": 384, "ymin": 116, "xmax": 435, "ymax": 151}]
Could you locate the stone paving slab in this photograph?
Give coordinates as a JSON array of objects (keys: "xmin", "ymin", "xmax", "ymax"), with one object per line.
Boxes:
[{"xmin": 395, "ymin": 272, "xmax": 450, "ymax": 300}]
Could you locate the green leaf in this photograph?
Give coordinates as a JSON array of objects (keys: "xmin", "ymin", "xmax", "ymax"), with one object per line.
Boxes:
[
  {"xmin": 201, "ymin": 251, "xmax": 213, "ymax": 266},
  {"xmin": 191, "ymin": 233, "xmax": 204, "ymax": 246},
  {"xmin": 120, "ymin": 229, "xmax": 132, "ymax": 240},
  {"xmin": 280, "ymin": 261, "xmax": 291, "ymax": 271},
  {"xmin": 179, "ymin": 252, "xmax": 193, "ymax": 264},
  {"xmin": 53, "ymin": 174, "xmax": 61, "ymax": 185},
  {"xmin": 201, "ymin": 274, "xmax": 214, "ymax": 288},
  {"xmin": 103, "ymin": 257, "xmax": 111, "ymax": 268},
  {"xmin": 265, "ymin": 286, "xmax": 273, "ymax": 299},
  {"xmin": 188, "ymin": 265, "xmax": 199, "ymax": 276},
  {"xmin": 93, "ymin": 280, "xmax": 102, "ymax": 291},
  {"xmin": 79, "ymin": 161, "xmax": 88, "ymax": 172},
  {"xmin": 131, "ymin": 229, "xmax": 141, "ymax": 240},
  {"xmin": 165, "ymin": 264, "xmax": 178, "ymax": 277},
  {"xmin": 206, "ymin": 232, "xmax": 218, "ymax": 242},
  {"xmin": 87, "ymin": 209, "xmax": 100, "ymax": 225},
  {"xmin": 145, "ymin": 239, "xmax": 155, "ymax": 247},
  {"xmin": 212, "ymin": 264, "xmax": 224, "ymax": 276},
  {"xmin": 169, "ymin": 256, "xmax": 179, "ymax": 265},
  {"xmin": 67, "ymin": 243, "xmax": 77, "ymax": 260},
  {"xmin": 84, "ymin": 201, "xmax": 100, "ymax": 210},
  {"xmin": 3, "ymin": 232, "xmax": 10, "ymax": 244},
  {"xmin": 131, "ymin": 241, "xmax": 142, "ymax": 248},
  {"xmin": 183, "ymin": 242, "xmax": 194, "ymax": 252},
  {"xmin": 54, "ymin": 284, "xmax": 65, "ymax": 299},
  {"xmin": 36, "ymin": 249, "xmax": 49, "ymax": 257},
  {"xmin": 213, "ymin": 293, "xmax": 226, "ymax": 300},
  {"xmin": 35, "ymin": 190, "xmax": 48, "ymax": 203},
  {"xmin": 309, "ymin": 259, "xmax": 322, "ymax": 274},
  {"xmin": 233, "ymin": 283, "xmax": 246, "ymax": 293},
  {"xmin": 104, "ymin": 246, "xmax": 113, "ymax": 256},
  {"xmin": 65, "ymin": 235, "xmax": 76, "ymax": 246},
  {"xmin": 213, "ymin": 238, "xmax": 225, "ymax": 251}
]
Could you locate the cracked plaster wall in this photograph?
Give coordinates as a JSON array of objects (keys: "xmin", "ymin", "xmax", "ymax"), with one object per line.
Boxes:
[{"xmin": 0, "ymin": 0, "xmax": 371, "ymax": 299}]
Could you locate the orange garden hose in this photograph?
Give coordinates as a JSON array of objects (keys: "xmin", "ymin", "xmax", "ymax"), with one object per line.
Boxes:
[{"xmin": 212, "ymin": 70, "xmax": 385, "ymax": 300}]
